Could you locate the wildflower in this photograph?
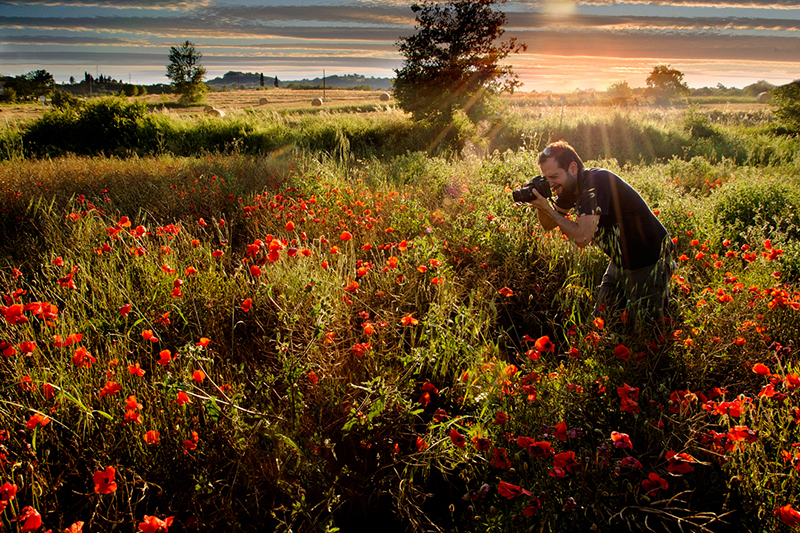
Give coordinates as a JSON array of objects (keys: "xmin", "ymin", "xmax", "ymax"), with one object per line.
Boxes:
[
  {"xmin": 66, "ymin": 521, "xmax": 85, "ymax": 533},
  {"xmin": 553, "ymin": 451, "xmax": 581, "ymax": 474},
  {"xmin": 157, "ymin": 350, "xmax": 171, "ymax": 366},
  {"xmin": 494, "ymin": 411, "xmax": 509, "ymax": 425},
  {"xmin": 142, "ymin": 330, "xmax": 159, "ymax": 343},
  {"xmin": 120, "ymin": 303, "xmax": 132, "ymax": 317},
  {"xmin": 192, "ymin": 370, "xmax": 205, "ymax": 383},
  {"xmin": 308, "ymin": 370, "xmax": 319, "ymax": 385},
  {"xmin": 12, "ymin": 506, "xmax": 42, "ymax": 532},
  {"xmin": 415, "ymin": 436, "xmax": 428, "ymax": 451},
  {"xmin": 196, "ymin": 337, "xmax": 210, "ymax": 347},
  {"xmin": 340, "ymin": 231, "xmax": 353, "ymax": 241},
  {"xmin": 72, "ymin": 346, "xmax": 96, "ymax": 368},
  {"xmin": 401, "ymin": 314, "xmax": 419, "ymax": 326},
  {"xmin": 249, "ymin": 265, "xmax": 262, "ymax": 277},
  {"xmin": 473, "ymin": 436, "xmax": 492, "ymax": 451},
  {"xmin": 593, "ymin": 317, "xmax": 605, "ymax": 330},
  {"xmin": 611, "ymin": 431, "xmax": 632, "ymax": 449},
  {"xmin": 99, "ymin": 381, "xmax": 122, "ymax": 398},
  {"xmin": 641, "ymin": 472, "xmax": 668, "ymax": 495},
  {"xmin": 491, "ymin": 447, "xmax": 511, "ymax": 469},
  {"xmin": 449, "ymin": 428, "xmax": 466, "ymax": 449},
  {"xmin": 614, "ymin": 344, "xmax": 631, "ymax": 361},
  {"xmin": 535, "ymin": 335, "xmax": 555, "ymax": 352},
  {"xmin": 497, "ymin": 481, "xmax": 530, "ymax": 499},
  {"xmin": 516, "ymin": 437, "xmax": 553, "ymax": 458},
  {"xmin": 666, "ymin": 451, "xmax": 696, "ymax": 474},
  {"xmin": 775, "ymin": 504, "xmax": 800, "ymax": 527},
  {"xmin": 175, "ymin": 391, "xmax": 192, "ymax": 406},
  {"xmin": 241, "ymin": 298, "xmax": 252, "ymax": 312},
  {"xmin": 143, "ymin": 430, "xmax": 160, "ymax": 445},
  {"xmin": 0, "ymin": 482, "xmax": 18, "ymax": 513},
  {"xmin": 183, "ymin": 431, "xmax": 199, "ymax": 454},
  {"xmin": 286, "ymin": 221, "xmax": 295, "ymax": 231},
  {"xmin": 93, "ymin": 466, "xmax": 117, "ymax": 494},
  {"xmin": 498, "ymin": 287, "xmax": 513, "ymax": 297},
  {"xmin": 752, "ymin": 363, "xmax": 771, "ymax": 375},
  {"xmin": 128, "ymin": 363, "xmax": 146, "ymax": 377},
  {"xmin": 137, "ymin": 515, "xmax": 174, "ymax": 533},
  {"xmin": 553, "ymin": 421, "xmax": 568, "ymax": 441}
]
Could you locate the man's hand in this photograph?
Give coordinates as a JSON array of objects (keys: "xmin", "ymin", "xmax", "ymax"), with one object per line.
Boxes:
[{"xmin": 528, "ymin": 190, "xmax": 598, "ymax": 247}]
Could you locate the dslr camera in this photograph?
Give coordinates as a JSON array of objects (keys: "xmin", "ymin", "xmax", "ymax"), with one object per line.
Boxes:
[{"xmin": 512, "ymin": 175, "xmax": 551, "ymax": 203}]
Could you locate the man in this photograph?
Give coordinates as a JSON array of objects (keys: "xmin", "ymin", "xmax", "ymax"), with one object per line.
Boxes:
[{"xmin": 526, "ymin": 141, "xmax": 674, "ymax": 321}]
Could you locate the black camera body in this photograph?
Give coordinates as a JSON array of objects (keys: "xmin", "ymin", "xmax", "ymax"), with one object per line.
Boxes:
[{"xmin": 512, "ymin": 175, "xmax": 551, "ymax": 203}]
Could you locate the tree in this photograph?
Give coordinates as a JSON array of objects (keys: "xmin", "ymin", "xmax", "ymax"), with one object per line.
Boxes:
[
  {"xmin": 393, "ymin": 0, "xmax": 526, "ymax": 121},
  {"xmin": 166, "ymin": 41, "xmax": 208, "ymax": 104},
  {"xmin": 645, "ymin": 65, "xmax": 689, "ymax": 105},
  {"xmin": 274, "ymin": 76, "xmax": 279, "ymax": 88},
  {"xmin": 3, "ymin": 70, "xmax": 54, "ymax": 101},
  {"xmin": 771, "ymin": 80, "xmax": 800, "ymax": 131},
  {"xmin": 606, "ymin": 80, "xmax": 633, "ymax": 101}
]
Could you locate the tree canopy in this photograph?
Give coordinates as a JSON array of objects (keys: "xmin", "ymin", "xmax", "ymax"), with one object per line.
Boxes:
[
  {"xmin": 166, "ymin": 41, "xmax": 208, "ymax": 104},
  {"xmin": 393, "ymin": 0, "xmax": 526, "ymax": 121},
  {"xmin": 646, "ymin": 65, "xmax": 689, "ymax": 104}
]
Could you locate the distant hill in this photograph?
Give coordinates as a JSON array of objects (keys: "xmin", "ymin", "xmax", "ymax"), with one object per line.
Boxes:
[{"xmin": 206, "ymin": 71, "xmax": 392, "ymax": 91}]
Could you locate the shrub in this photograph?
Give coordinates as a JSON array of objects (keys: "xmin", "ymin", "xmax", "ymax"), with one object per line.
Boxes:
[{"xmin": 771, "ymin": 80, "xmax": 800, "ymax": 132}]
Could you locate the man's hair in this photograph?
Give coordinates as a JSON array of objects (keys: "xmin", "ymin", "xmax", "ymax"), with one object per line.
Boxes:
[{"xmin": 538, "ymin": 141, "xmax": 584, "ymax": 174}]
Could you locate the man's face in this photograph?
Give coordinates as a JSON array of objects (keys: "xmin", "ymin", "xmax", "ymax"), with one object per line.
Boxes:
[{"xmin": 539, "ymin": 157, "xmax": 578, "ymax": 198}]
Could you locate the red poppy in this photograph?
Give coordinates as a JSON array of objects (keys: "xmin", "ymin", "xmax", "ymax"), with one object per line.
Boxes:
[
  {"xmin": 472, "ymin": 436, "xmax": 492, "ymax": 451},
  {"xmin": 120, "ymin": 303, "xmax": 132, "ymax": 317},
  {"xmin": 192, "ymin": 370, "xmax": 205, "ymax": 383},
  {"xmin": 241, "ymin": 298, "xmax": 253, "ymax": 312},
  {"xmin": 614, "ymin": 344, "xmax": 631, "ymax": 361},
  {"xmin": 66, "ymin": 522, "xmax": 85, "ymax": 533},
  {"xmin": 592, "ymin": 317, "xmax": 604, "ymax": 330},
  {"xmin": 12, "ymin": 506, "xmax": 41, "ymax": 532},
  {"xmin": 142, "ymin": 330, "xmax": 158, "ymax": 343},
  {"xmin": 128, "ymin": 363, "xmax": 146, "ymax": 377},
  {"xmin": 498, "ymin": 287, "xmax": 513, "ymax": 297},
  {"xmin": 143, "ymin": 430, "xmax": 160, "ymax": 445},
  {"xmin": 196, "ymin": 337, "xmax": 210, "ymax": 347},
  {"xmin": 0, "ymin": 482, "xmax": 18, "ymax": 513},
  {"xmin": 535, "ymin": 335, "xmax": 555, "ymax": 352},
  {"xmin": 775, "ymin": 504, "xmax": 800, "ymax": 527},
  {"xmin": 73, "ymin": 346, "xmax": 96, "ymax": 368},
  {"xmin": 99, "ymin": 381, "xmax": 122, "ymax": 398},
  {"xmin": 343, "ymin": 281, "xmax": 359, "ymax": 293},
  {"xmin": 401, "ymin": 314, "xmax": 419, "ymax": 325},
  {"xmin": 175, "ymin": 391, "xmax": 192, "ymax": 406},
  {"xmin": 553, "ymin": 451, "xmax": 581, "ymax": 473},
  {"xmin": 308, "ymin": 370, "xmax": 319, "ymax": 386},
  {"xmin": 553, "ymin": 421, "xmax": 569, "ymax": 441},
  {"xmin": 157, "ymin": 350, "xmax": 171, "ymax": 366},
  {"xmin": 497, "ymin": 481, "xmax": 530, "ymax": 499},
  {"xmin": 137, "ymin": 515, "xmax": 174, "ymax": 533},
  {"xmin": 449, "ymin": 428, "xmax": 466, "ymax": 449},
  {"xmin": 641, "ymin": 472, "xmax": 668, "ymax": 495},
  {"xmin": 611, "ymin": 431, "xmax": 632, "ymax": 449},
  {"xmin": 491, "ymin": 447, "xmax": 511, "ymax": 469},
  {"xmin": 249, "ymin": 265, "xmax": 262, "ymax": 277},
  {"xmin": 415, "ymin": 436, "xmax": 428, "ymax": 451},
  {"xmin": 340, "ymin": 231, "xmax": 353, "ymax": 241},
  {"xmin": 516, "ymin": 437, "xmax": 553, "ymax": 458},
  {"xmin": 286, "ymin": 221, "xmax": 295, "ymax": 231},
  {"xmin": 27, "ymin": 413, "xmax": 50, "ymax": 430},
  {"xmin": 93, "ymin": 466, "xmax": 117, "ymax": 494},
  {"xmin": 752, "ymin": 363, "xmax": 771, "ymax": 375},
  {"xmin": 666, "ymin": 451, "xmax": 696, "ymax": 474},
  {"xmin": 494, "ymin": 411, "xmax": 509, "ymax": 425},
  {"xmin": 18, "ymin": 341, "xmax": 36, "ymax": 355}
]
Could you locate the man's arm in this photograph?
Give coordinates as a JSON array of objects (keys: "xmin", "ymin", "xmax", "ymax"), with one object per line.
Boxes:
[{"xmin": 529, "ymin": 191, "xmax": 599, "ymax": 248}]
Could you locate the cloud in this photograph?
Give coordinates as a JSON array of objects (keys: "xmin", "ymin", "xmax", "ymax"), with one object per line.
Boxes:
[{"xmin": 1, "ymin": 0, "xmax": 210, "ymax": 10}]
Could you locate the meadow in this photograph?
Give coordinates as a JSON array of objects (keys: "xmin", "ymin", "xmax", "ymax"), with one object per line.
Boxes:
[{"xmin": 1, "ymin": 93, "xmax": 800, "ymax": 532}]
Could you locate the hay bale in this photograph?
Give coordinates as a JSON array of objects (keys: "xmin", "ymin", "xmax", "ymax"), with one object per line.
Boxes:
[
  {"xmin": 204, "ymin": 106, "xmax": 225, "ymax": 117},
  {"xmin": 757, "ymin": 91, "xmax": 771, "ymax": 104},
  {"xmin": 204, "ymin": 105, "xmax": 215, "ymax": 113},
  {"xmin": 311, "ymin": 97, "xmax": 323, "ymax": 107},
  {"xmin": 380, "ymin": 92, "xmax": 391, "ymax": 102},
  {"xmin": 259, "ymin": 97, "xmax": 268, "ymax": 105}
]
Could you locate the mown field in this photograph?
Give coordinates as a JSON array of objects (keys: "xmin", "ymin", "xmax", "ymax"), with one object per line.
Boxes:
[{"xmin": 1, "ymin": 96, "xmax": 800, "ymax": 532}]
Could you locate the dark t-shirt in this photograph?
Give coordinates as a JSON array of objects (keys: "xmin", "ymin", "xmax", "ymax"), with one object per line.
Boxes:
[{"xmin": 555, "ymin": 168, "xmax": 668, "ymax": 270}]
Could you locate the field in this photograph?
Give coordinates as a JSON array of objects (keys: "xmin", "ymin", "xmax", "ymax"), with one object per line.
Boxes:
[{"xmin": 1, "ymin": 93, "xmax": 800, "ymax": 532}]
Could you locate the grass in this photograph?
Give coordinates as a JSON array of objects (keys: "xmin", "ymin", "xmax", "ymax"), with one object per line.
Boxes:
[{"xmin": 1, "ymin": 103, "xmax": 800, "ymax": 532}]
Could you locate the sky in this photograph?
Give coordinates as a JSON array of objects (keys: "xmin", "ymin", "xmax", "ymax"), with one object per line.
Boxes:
[{"xmin": 1, "ymin": 0, "xmax": 799, "ymax": 93}]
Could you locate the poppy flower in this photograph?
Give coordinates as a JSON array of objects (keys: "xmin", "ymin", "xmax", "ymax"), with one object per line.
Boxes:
[
  {"xmin": 473, "ymin": 436, "xmax": 492, "ymax": 451},
  {"xmin": 65, "ymin": 522, "xmax": 84, "ymax": 533},
  {"xmin": 752, "ymin": 363, "xmax": 771, "ymax": 375},
  {"xmin": 196, "ymin": 337, "xmax": 210, "ymax": 347},
  {"xmin": 157, "ymin": 350, "xmax": 171, "ymax": 366},
  {"xmin": 592, "ymin": 317, "xmax": 604, "ymax": 330},
  {"xmin": 449, "ymin": 428, "xmax": 466, "ymax": 449},
  {"xmin": 142, "ymin": 330, "xmax": 158, "ymax": 343},
  {"xmin": 415, "ymin": 436, "xmax": 428, "ymax": 451},
  {"xmin": 241, "ymin": 298, "xmax": 252, "ymax": 312},
  {"xmin": 93, "ymin": 466, "xmax": 117, "ymax": 494},
  {"xmin": 494, "ymin": 411, "xmax": 509, "ymax": 425},
  {"xmin": 641, "ymin": 472, "xmax": 668, "ymax": 495},
  {"xmin": 535, "ymin": 335, "xmax": 554, "ymax": 352},
  {"xmin": 0, "ymin": 482, "xmax": 18, "ymax": 512},
  {"xmin": 175, "ymin": 391, "xmax": 192, "ymax": 406},
  {"xmin": 73, "ymin": 346, "xmax": 96, "ymax": 368},
  {"xmin": 249, "ymin": 265, "xmax": 262, "ymax": 278},
  {"xmin": 143, "ymin": 430, "xmax": 160, "ymax": 445},
  {"xmin": 497, "ymin": 481, "xmax": 530, "ymax": 499},
  {"xmin": 137, "ymin": 515, "xmax": 174, "ymax": 533},
  {"xmin": 120, "ymin": 303, "xmax": 132, "ymax": 317},
  {"xmin": 340, "ymin": 231, "xmax": 353, "ymax": 241},
  {"xmin": 99, "ymin": 381, "xmax": 122, "ymax": 398},
  {"xmin": 775, "ymin": 504, "xmax": 800, "ymax": 527},
  {"xmin": 343, "ymin": 281, "xmax": 359, "ymax": 293},
  {"xmin": 498, "ymin": 287, "xmax": 513, "ymax": 297},
  {"xmin": 491, "ymin": 447, "xmax": 511, "ymax": 469},
  {"xmin": 614, "ymin": 344, "xmax": 631, "ymax": 361},
  {"xmin": 553, "ymin": 421, "xmax": 569, "ymax": 441},
  {"xmin": 26, "ymin": 413, "xmax": 50, "ymax": 430},
  {"xmin": 516, "ymin": 437, "xmax": 553, "ymax": 458},
  {"xmin": 12, "ymin": 506, "xmax": 41, "ymax": 532},
  {"xmin": 666, "ymin": 451, "xmax": 696, "ymax": 474},
  {"xmin": 610, "ymin": 431, "xmax": 632, "ymax": 449},
  {"xmin": 401, "ymin": 314, "xmax": 419, "ymax": 326},
  {"xmin": 553, "ymin": 450, "xmax": 581, "ymax": 473},
  {"xmin": 18, "ymin": 341, "xmax": 36, "ymax": 355},
  {"xmin": 308, "ymin": 370, "xmax": 319, "ymax": 385},
  {"xmin": 185, "ymin": 266, "xmax": 198, "ymax": 275},
  {"xmin": 286, "ymin": 221, "xmax": 295, "ymax": 231},
  {"xmin": 128, "ymin": 363, "xmax": 145, "ymax": 377},
  {"xmin": 192, "ymin": 370, "xmax": 206, "ymax": 383}
]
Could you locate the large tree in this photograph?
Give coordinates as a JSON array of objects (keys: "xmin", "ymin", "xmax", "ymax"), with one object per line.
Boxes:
[
  {"xmin": 645, "ymin": 64, "xmax": 689, "ymax": 105},
  {"xmin": 393, "ymin": 0, "xmax": 526, "ymax": 121},
  {"xmin": 771, "ymin": 80, "xmax": 800, "ymax": 131},
  {"xmin": 166, "ymin": 41, "xmax": 208, "ymax": 104}
]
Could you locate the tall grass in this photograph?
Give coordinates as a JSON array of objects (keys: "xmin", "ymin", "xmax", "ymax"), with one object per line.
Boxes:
[{"xmin": 2, "ymin": 108, "xmax": 800, "ymax": 531}]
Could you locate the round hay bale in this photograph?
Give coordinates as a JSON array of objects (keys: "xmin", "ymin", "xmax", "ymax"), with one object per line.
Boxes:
[
  {"xmin": 206, "ymin": 108, "xmax": 225, "ymax": 117},
  {"xmin": 379, "ymin": 92, "xmax": 391, "ymax": 102},
  {"xmin": 259, "ymin": 97, "xmax": 268, "ymax": 105},
  {"xmin": 204, "ymin": 105, "xmax": 215, "ymax": 113},
  {"xmin": 757, "ymin": 91, "xmax": 771, "ymax": 104},
  {"xmin": 311, "ymin": 97, "xmax": 323, "ymax": 107}
]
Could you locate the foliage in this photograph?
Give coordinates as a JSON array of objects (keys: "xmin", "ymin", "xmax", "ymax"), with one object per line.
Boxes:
[
  {"xmin": 771, "ymin": 80, "xmax": 800, "ymax": 132},
  {"xmin": 393, "ymin": 0, "xmax": 526, "ymax": 122},
  {"xmin": 646, "ymin": 65, "xmax": 690, "ymax": 105},
  {"xmin": 166, "ymin": 41, "xmax": 209, "ymax": 105},
  {"xmin": 2, "ymin": 70, "xmax": 55, "ymax": 101},
  {"xmin": 51, "ymin": 90, "xmax": 83, "ymax": 110},
  {"xmin": 606, "ymin": 81, "xmax": 633, "ymax": 100}
]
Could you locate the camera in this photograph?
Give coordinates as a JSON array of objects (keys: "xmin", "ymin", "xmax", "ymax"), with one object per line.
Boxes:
[{"xmin": 512, "ymin": 175, "xmax": 551, "ymax": 203}]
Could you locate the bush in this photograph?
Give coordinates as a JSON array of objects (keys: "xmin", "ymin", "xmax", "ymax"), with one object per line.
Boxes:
[{"xmin": 771, "ymin": 80, "xmax": 800, "ymax": 131}]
